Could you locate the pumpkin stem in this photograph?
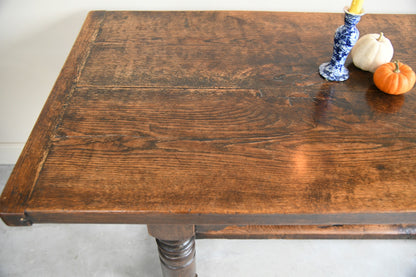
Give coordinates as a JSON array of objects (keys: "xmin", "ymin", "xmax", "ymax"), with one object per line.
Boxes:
[
  {"xmin": 393, "ymin": 60, "xmax": 401, "ymax": 73},
  {"xmin": 377, "ymin": 32, "xmax": 384, "ymax": 41}
]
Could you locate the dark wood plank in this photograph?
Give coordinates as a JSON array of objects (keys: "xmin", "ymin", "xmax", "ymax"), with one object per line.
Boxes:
[
  {"xmin": 24, "ymin": 131, "xmax": 416, "ymax": 224},
  {"xmin": 82, "ymin": 11, "xmax": 332, "ymax": 89},
  {"xmin": 55, "ymin": 86, "xmax": 416, "ymax": 139},
  {"xmin": 0, "ymin": 11, "xmax": 106, "ymax": 226},
  {"xmin": 1, "ymin": 11, "xmax": 416, "ymax": 226},
  {"xmin": 95, "ymin": 11, "xmax": 333, "ymax": 45},
  {"xmin": 196, "ymin": 224, "xmax": 416, "ymax": 239},
  {"xmin": 23, "ymin": 82, "xmax": 416, "ymax": 224},
  {"xmin": 78, "ymin": 12, "xmax": 416, "ymax": 89}
]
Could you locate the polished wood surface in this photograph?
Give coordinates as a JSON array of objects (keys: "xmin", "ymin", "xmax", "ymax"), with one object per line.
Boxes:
[{"xmin": 1, "ymin": 11, "xmax": 416, "ymax": 228}]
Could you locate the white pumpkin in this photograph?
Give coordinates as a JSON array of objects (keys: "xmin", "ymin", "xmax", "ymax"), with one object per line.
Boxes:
[{"xmin": 351, "ymin": 33, "xmax": 394, "ymax": 73}]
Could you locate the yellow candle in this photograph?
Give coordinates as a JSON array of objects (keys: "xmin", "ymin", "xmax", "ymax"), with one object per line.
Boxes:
[{"xmin": 349, "ymin": 0, "xmax": 364, "ymax": 14}]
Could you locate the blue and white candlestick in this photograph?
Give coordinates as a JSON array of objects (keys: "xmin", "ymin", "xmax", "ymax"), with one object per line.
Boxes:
[{"xmin": 319, "ymin": 9, "xmax": 364, "ymax": 81}]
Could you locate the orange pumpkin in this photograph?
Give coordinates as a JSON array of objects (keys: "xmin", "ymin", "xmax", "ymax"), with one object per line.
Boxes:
[{"xmin": 373, "ymin": 61, "xmax": 416, "ymax": 95}]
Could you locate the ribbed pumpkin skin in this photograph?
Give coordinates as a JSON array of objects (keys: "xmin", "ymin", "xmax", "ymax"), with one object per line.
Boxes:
[
  {"xmin": 351, "ymin": 33, "xmax": 394, "ymax": 73},
  {"xmin": 373, "ymin": 62, "xmax": 416, "ymax": 95}
]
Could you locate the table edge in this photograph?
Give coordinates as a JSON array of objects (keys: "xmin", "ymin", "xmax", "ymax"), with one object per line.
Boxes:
[
  {"xmin": 0, "ymin": 11, "xmax": 107, "ymax": 226},
  {"xmin": 12, "ymin": 209, "xmax": 416, "ymax": 226}
]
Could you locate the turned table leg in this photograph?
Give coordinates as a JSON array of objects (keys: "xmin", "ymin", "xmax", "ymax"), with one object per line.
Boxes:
[{"xmin": 148, "ymin": 224, "xmax": 197, "ymax": 277}]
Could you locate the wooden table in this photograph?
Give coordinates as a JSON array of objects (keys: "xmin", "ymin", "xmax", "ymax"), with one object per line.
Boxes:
[{"xmin": 1, "ymin": 11, "xmax": 416, "ymax": 276}]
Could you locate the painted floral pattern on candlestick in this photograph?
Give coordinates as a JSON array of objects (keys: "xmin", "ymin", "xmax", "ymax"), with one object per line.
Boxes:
[{"xmin": 319, "ymin": 10, "xmax": 363, "ymax": 81}]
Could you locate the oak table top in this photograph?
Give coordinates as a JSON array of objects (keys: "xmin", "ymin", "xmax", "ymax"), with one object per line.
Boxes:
[{"xmin": 1, "ymin": 11, "xmax": 416, "ymax": 232}]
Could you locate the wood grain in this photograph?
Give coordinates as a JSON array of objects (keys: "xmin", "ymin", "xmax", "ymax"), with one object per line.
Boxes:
[
  {"xmin": 1, "ymin": 11, "xmax": 416, "ymax": 228},
  {"xmin": 25, "ymin": 85, "xmax": 416, "ymax": 223},
  {"xmin": 81, "ymin": 11, "xmax": 331, "ymax": 89},
  {"xmin": 0, "ymin": 11, "xmax": 106, "ymax": 225},
  {"xmin": 79, "ymin": 12, "xmax": 415, "ymax": 89},
  {"xmin": 196, "ymin": 224, "xmax": 416, "ymax": 239}
]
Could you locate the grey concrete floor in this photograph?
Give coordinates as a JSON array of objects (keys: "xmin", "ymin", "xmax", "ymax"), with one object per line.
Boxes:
[{"xmin": 1, "ymin": 164, "xmax": 415, "ymax": 277}]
